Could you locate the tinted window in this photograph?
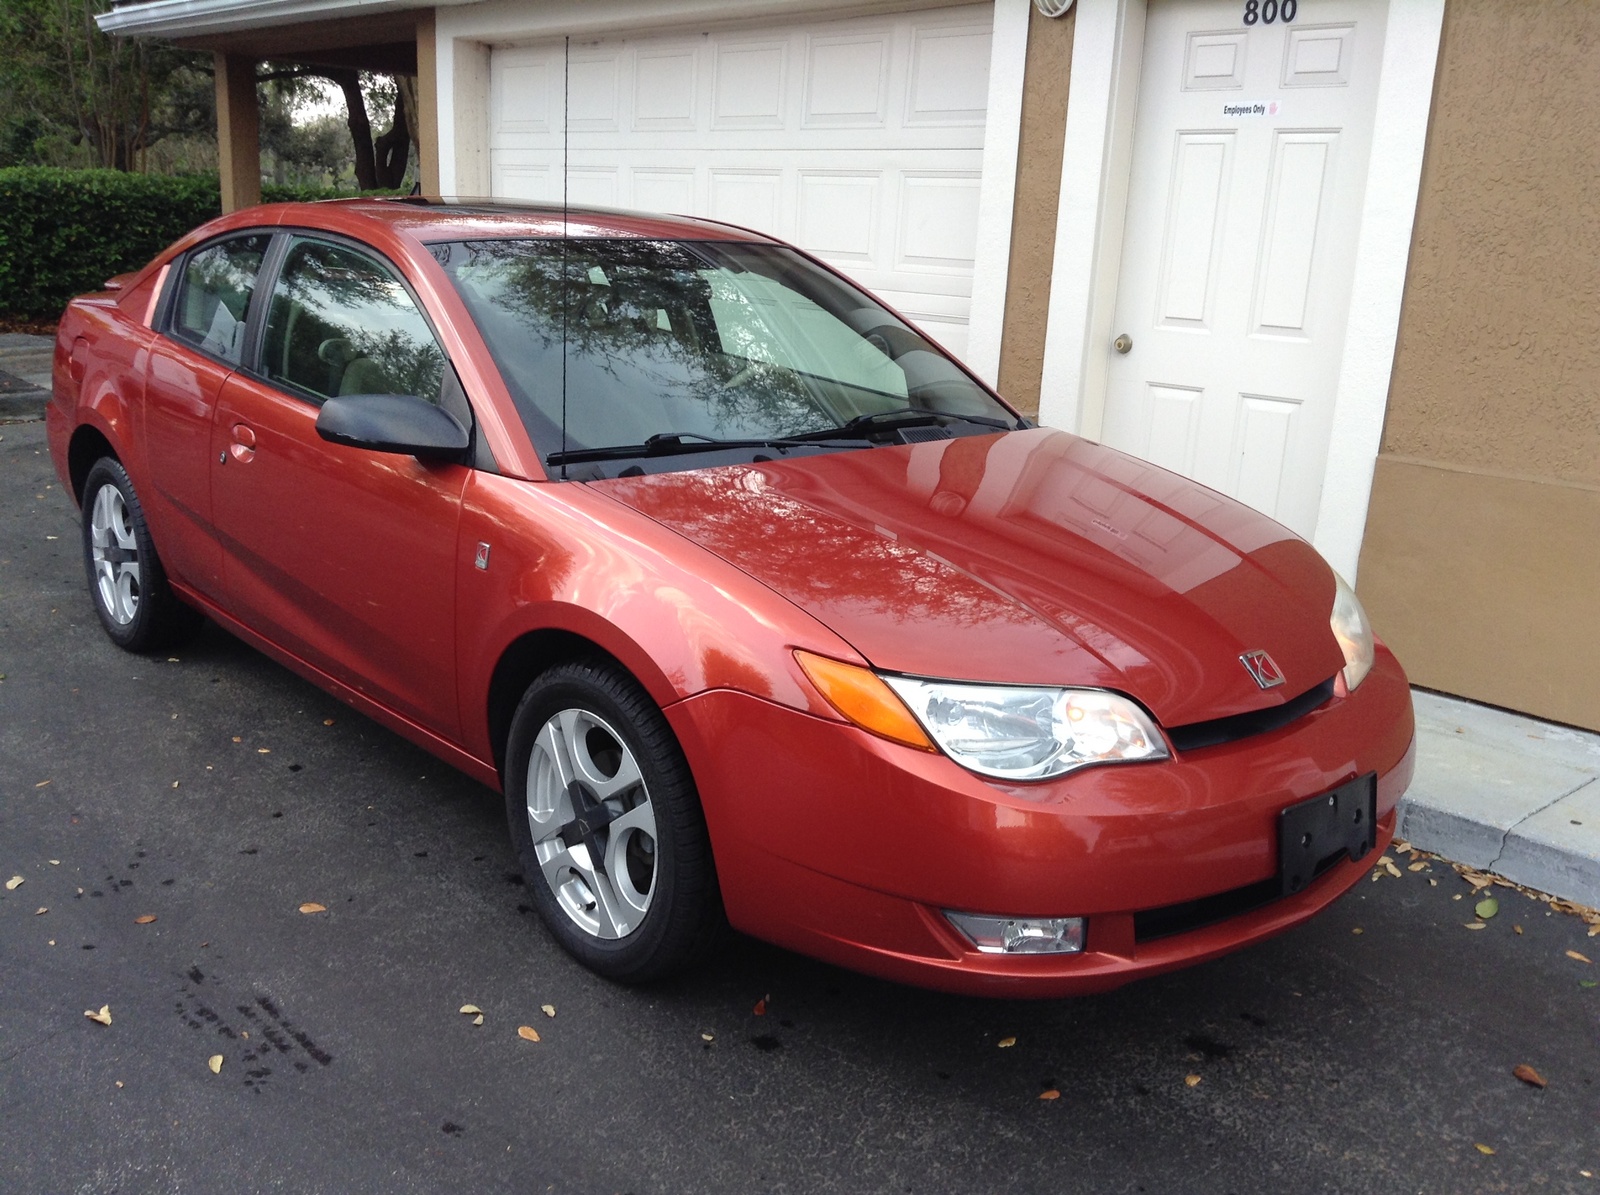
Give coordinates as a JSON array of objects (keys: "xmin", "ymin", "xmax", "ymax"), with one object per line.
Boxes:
[
  {"xmin": 438, "ymin": 239, "xmax": 1010, "ymax": 462},
  {"xmin": 260, "ymin": 238, "xmax": 446, "ymax": 403},
  {"xmin": 170, "ymin": 234, "xmax": 271, "ymax": 365}
]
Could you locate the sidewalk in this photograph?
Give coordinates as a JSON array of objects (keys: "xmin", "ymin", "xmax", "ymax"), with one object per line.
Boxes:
[
  {"xmin": 0, "ymin": 333, "xmax": 53, "ymax": 421},
  {"xmin": 1400, "ymin": 690, "xmax": 1600, "ymax": 907}
]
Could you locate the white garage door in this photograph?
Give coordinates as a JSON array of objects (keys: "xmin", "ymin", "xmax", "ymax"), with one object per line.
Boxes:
[{"xmin": 487, "ymin": 5, "xmax": 993, "ymax": 362}]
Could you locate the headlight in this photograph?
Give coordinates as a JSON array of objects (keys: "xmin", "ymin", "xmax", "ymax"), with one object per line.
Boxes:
[
  {"xmin": 880, "ymin": 677, "xmax": 1168, "ymax": 781},
  {"xmin": 1330, "ymin": 572, "xmax": 1375, "ymax": 691}
]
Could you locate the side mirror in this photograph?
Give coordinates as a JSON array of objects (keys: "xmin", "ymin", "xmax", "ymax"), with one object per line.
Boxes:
[{"xmin": 315, "ymin": 393, "xmax": 469, "ymax": 462}]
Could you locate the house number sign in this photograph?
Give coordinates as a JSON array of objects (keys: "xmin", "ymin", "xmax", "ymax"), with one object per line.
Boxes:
[{"xmin": 1243, "ymin": 0, "xmax": 1298, "ymax": 23}]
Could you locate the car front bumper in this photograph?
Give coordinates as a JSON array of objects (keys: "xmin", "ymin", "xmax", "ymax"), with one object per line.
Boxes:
[{"xmin": 667, "ymin": 645, "xmax": 1415, "ymax": 997}]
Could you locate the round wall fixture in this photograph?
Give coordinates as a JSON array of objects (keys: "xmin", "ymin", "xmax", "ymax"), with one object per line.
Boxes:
[{"xmin": 1033, "ymin": 0, "xmax": 1075, "ymax": 16}]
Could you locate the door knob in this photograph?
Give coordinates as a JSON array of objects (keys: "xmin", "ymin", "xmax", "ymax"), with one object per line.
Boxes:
[{"xmin": 1113, "ymin": 333, "xmax": 1133, "ymax": 355}]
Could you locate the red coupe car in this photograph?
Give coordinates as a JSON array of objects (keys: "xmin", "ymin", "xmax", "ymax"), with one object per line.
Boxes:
[{"xmin": 48, "ymin": 199, "xmax": 1414, "ymax": 996}]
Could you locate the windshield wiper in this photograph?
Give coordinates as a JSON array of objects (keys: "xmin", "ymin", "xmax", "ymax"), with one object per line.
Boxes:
[
  {"xmin": 784, "ymin": 409, "xmax": 1019, "ymax": 442},
  {"xmin": 546, "ymin": 430, "xmax": 864, "ymax": 467}
]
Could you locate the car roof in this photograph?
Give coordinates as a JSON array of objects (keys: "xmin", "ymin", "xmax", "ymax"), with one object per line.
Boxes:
[{"xmin": 267, "ymin": 197, "xmax": 777, "ymax": 245}]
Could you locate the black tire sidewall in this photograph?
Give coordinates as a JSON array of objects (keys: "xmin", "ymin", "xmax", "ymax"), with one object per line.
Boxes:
[
  {"xmin": 81, "ymin": 459, "xmax": 155, "ymax": 651},
  {"xmin": 504, "ymin": 660, "xmax": 713, "ymax": 983},
  {"xmin": 79, "ymin": 458, "xmax": 199, "ymax": 654}
]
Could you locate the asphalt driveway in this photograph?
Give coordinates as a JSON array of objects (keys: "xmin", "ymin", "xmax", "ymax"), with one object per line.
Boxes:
[{"xmin": 2, "ymin": 420, "xmax": 1597, "ymax": 1194}]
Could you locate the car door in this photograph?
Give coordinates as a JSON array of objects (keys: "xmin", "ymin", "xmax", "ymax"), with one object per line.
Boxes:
[
  {"xmin": 210, "ymin": 233, "xmax": 470, "ymax": 739},
  {"xmin": 143, "ymin": 231, "xmax": 273, "ymax": 599}
]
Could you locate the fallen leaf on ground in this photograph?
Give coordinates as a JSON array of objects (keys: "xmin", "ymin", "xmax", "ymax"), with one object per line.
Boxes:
[
  {"xmin": 48, "ymin": 860, "xmax": 58, "ymax": 866},
  {"xmin": 1465, "ymin": 922, "xmax": 1487, "ymax": 930},
  {"xmin": 1567, "ymin": 950, "xmax": 1593, "ymax": 964},
  {"xmin": 134, "ymin": 915, "xmax": 156, "ymax": 925},
  {"xmin": 1408, "ymin": 861, "xmax": 1429, "ymax": 871},
  {"xmin": 1351, "ymin": 927, "xmax": 1363, "ymax": 935},
  {"xmin": 34, "ymin": 780, "xmax": 50, "ymax": 788},
  {"xmin": 298, "ymin": 902, "xmax": 326, "ymax": 915},
  {"xmin": 1515, "ymin": 925, "xmax": 1524, "ymax": 934},
  {"xmin": 998, "ymin": 1036, "xmax": 1017, "ymax": 1048},
  {"xmin": 115, "ymin": 1081, "xmax": 123, "ymax": 1088},
  {"xmin": 5, "ymin": 876, "xmax": 23, "ymax": 890},
  {"xmin": 1589, "ymin": 924, "xmax": 1600, "ymax": 937},
  {"xmin": 35, "ymin": 907, "xmax": 46, "ymax": 915},
  {"xmin": 1512, "ymin": 1064, "xmax": 1547, "ymax": 1088},
  {"xmin": 1038, "ymin": 1089, "xmax": 1061, "ymax": 1100},
  {"xmin": 1184, "ymin": 1074, "xmax": 1202, "ymax": 1087},
  {"xmin": 472, "ymin": 1015, "xmax": 483, "ymax": 1026},
  {"xmin": 84, "ymin": 1005, "xmax": 111, "ymax": 1026},
  {"xmin": 1476, "ymin": 897, "xmax": 1500, "ymax": 919},
  {"xmin": 459, "ymin": 1004, "xmax": 481, "ymax": 1015},
  {"xmin": 753, "ymin": 996, "xmax": 768, "ymax": 1016},
  {"xmin": 701, "ymin": 1032, "xmax": 714, "ymax": 1042},
  {"xmin": 207, "ymin": 1055, "xmax": 223, "ymax": 1074},
  {"xmin": 323, "ymin": 719, "xmax": 335, "ymax": 726},
  {"xmin": 1384, "ymin": 861, "xmax": 1402, "ymax": 878},
  {"xmin": 1580, "ymin": 980, "xmax": 1598, "ymax": 989},
  {"xmin": 517, "ymin": 1026, "xmax": 540, "ymax": 1042},
  {"xmin": 256, "ymin": 748, "xmax": 271, "ymax": 754},
  {"xmin": 1475, "ymin": 1143, "xmax": 1496, "ymax": 1156},
  {"xmin": 541, "ymin": 1004, "xmax": 556, "ymax": 1018},
  {"xmin": 171, "ymin": 782, "xmax": 179, "ymax": 789},
  {"xmin": 232, "ymin": 736, "xmax": 241, "ymax": 743}
]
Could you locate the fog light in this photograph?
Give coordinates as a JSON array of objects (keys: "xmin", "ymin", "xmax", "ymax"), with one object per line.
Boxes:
[{"xmin": 945, "ymin": 912, "xmax": 1085, "ymax": 955}]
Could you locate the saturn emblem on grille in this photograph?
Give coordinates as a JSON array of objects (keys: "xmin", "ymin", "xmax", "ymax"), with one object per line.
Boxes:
[{"xmin": 1240, "ymin": 649, "xmax": 1285, "ymax": 690}]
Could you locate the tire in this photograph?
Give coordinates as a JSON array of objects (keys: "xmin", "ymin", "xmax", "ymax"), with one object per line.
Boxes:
[
  {"xmin": 504, "ymin": 659, "xmax": 724, "ymax": 983},
  {"xmin": 80, "ymin": 457, "xmax": 202, "ymax": 653}
]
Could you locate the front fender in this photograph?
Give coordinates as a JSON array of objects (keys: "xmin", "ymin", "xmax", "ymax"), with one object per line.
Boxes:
[{"xmin": 455, "ymin": 470, "xmax": 862, "ymax": 767}]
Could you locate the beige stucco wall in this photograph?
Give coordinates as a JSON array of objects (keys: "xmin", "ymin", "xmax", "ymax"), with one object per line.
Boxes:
[
  {"xmin": 1358, "ymin": 0, "xmax": 1600, "ymax": 731},
  {"xmin": 996, "ymin": 3, "xmax": 1074, "ymax": 418}
]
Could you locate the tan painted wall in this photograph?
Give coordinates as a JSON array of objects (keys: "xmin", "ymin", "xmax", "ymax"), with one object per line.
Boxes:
[
  {"xmin": 1358, "ymin": 0, "xmax": 1600, "ymax": 731},
  {"xmin": 996, "ymin": 4, "xmax": 1074, "ymax": 418}
]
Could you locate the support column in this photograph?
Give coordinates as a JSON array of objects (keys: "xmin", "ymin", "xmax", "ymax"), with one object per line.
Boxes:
[
  {"xmin": 415, "ymin": 9, "xmax": 441, "ymax": 195},
  {"xmin": 214, "ymin": 52, "xmax": 261, "ymax": 212}
]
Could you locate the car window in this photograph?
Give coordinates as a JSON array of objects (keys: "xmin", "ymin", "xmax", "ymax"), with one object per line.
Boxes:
[
  {"xmin": 260, "ymin": 237, "xmax": 447, "ymax": 403},
  {"xmin": 170, "ymin": 234, "xmax": 272, "ymax": 365},
  {"xmin": 439, "ymin": 238, "xmax": 1009, "ymax": 461}
]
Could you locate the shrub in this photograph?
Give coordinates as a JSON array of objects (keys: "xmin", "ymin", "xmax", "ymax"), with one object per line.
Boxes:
[{"xmin": 0, "ymin": 168, "xmax": 397, "ymax": 319}]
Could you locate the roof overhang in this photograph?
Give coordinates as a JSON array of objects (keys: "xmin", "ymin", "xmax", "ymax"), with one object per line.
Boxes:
[{"xmin": 98, "ymin": 0, "xmax": 476, "ymax": 39}]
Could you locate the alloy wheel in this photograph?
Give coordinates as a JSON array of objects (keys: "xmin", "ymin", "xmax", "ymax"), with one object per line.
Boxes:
[
  {"xmin": 90, "ymin": 482, "xmax": 141, "ymax": 626},
  {"xmin": 525, "ymin": 708, "xmax": 658, "ymax": 939}
]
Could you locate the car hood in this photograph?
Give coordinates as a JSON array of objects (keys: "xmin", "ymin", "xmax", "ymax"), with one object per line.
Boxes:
[{"xmin": 594, "ymin": 429, "xmax": 1347, "ymax": 727}]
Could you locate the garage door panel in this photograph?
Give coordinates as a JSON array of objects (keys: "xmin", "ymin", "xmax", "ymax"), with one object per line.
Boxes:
[
  {"xmin": 488, "ymin": 5, "xmax": 992, "ymax": 359},
  {"xmin": 803, "ymin": 33, "xmax": 892, "ymax": 127}
]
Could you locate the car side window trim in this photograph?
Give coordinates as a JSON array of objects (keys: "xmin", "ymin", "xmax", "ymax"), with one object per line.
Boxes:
[
  {"xmin": 242, "ymin": 228, "xmax": 498, "ymax": 474},
  {"xmin": 158, "ymin": 229, "xmax": 277, "ymax": 369}
]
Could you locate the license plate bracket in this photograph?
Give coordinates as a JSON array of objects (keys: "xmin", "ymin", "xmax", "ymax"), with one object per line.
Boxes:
[{"xmin": 1279, "ymin": 774, "xmax": 1376, "ymax": 897}]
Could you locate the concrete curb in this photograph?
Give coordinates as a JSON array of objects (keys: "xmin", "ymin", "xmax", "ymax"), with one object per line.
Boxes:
[
  {"xmin": 1398, "ymin": 689, "xmax": 1600, "ymax": 908},
  {"xmin": 0, "ymin": 334, "xmax": 54, "ymax": 423}
]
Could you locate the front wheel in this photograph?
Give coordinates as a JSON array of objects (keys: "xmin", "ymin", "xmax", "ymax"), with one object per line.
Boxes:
[
  {"xmin": 504, "ymin": 659, "xmax": 724, "ymax": 982},
  {"xmin": 80, "ymin": 457, "xmax": 201, "ymax": 653}
]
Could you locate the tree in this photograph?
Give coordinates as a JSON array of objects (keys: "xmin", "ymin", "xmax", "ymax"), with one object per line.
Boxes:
[{"xmin": 0, "ymin": 0, "xmax": 199, "ymax": 170}]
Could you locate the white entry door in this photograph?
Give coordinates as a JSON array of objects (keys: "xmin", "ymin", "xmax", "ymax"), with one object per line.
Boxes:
[
  {"xmin": 487, "ymin": 6, "xmax": 993, "ymax": 361},
  {"xmin": 1100, "ymin": 0, "xmax": 1386, "ymax": 538}
]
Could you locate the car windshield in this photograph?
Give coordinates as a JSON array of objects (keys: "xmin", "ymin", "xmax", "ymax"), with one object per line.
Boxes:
[{"xmin": 434, "ymin": 238, "xmax": 1017, "ymax": 473}]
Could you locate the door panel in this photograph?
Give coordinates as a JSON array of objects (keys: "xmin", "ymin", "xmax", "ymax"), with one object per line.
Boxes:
[
  {"xmin": 142, "ymin": 232, "xmax": 274, "ymax": 597},
  {"xmin": 210, "ymin": 374, "xmax": 469, "ymax": 737},
  {"xmin": 1101, "ymin": 0, "xmax": 1386, "ymax": 538}
]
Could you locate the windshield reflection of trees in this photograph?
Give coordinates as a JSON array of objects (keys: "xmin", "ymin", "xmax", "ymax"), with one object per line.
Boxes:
[
  {"xmin": 267, "ymin": 242, "xmax": 445, "ymax": 400},
  {"xmin": 447, "ymin": 239, "xmax": 875, "ymax": 449},
  {"xmin": 620, "ymin": 466, "xmax": 1032, "ymax": 629}
]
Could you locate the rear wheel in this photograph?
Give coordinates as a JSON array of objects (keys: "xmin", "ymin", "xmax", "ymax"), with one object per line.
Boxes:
[
  {"xmin": 504, "ymin": 659, "xmax": 723, "ymax": 982},
  {"xmin": 80, "ymin": 457, "xmax": 202, "ymax": 653}
]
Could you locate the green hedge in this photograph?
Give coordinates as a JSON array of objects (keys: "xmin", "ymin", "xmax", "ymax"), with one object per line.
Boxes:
[{"xmin": 0, "ymin": 168, "xmax": 397, "ymax": 320}]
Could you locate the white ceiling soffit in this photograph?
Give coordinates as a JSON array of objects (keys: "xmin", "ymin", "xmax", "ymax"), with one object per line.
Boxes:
[{"xmin": 97, "ymin": 0, "xmax": 477, "ymax": 38}]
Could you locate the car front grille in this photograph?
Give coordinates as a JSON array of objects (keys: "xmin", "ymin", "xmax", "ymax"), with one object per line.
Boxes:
[{"xmin": 1164, "ymin": 676, "xmax": 1337, "ymax": 754}]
